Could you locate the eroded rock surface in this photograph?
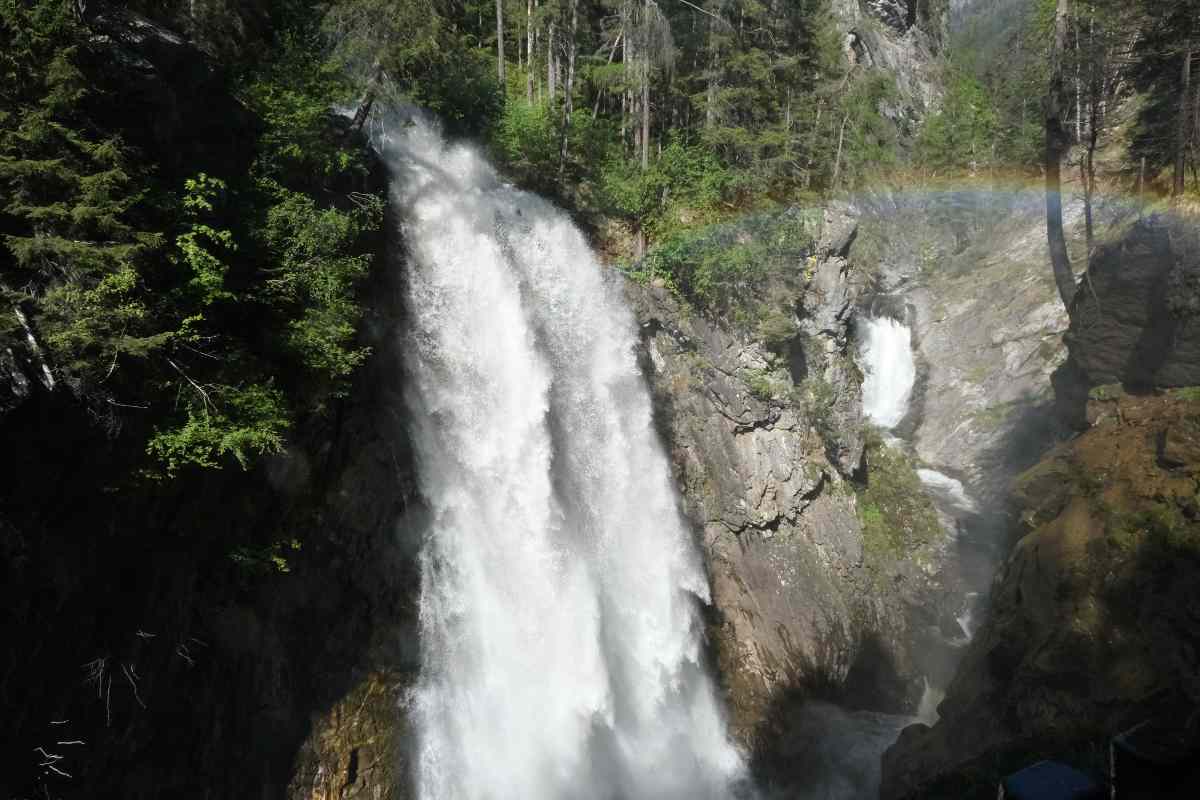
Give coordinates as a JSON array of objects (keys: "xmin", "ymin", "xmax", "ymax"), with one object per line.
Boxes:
[
  {"xmin": 881, "ymin": 390, "xmax": 1200, "ymax": 799},
  {"xmin": 626, "ymin": 208, "xmax": 951, "ymax": 779},
  {"xmin": 1057, "ymin": 214, "xmax": 1200, "ymax": 418}
]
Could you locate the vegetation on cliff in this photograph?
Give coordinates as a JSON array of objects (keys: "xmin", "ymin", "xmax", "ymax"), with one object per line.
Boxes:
[{"xmin": 1, "ymin": 0, "xmax": 383, "ymax": 477}]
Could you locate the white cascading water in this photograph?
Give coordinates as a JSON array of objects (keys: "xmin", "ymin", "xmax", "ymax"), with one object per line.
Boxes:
[
  {"xmin": 377, "ymin": 114, "xmax": 745, "ymax": 800},
  {"xmin": 859, "ymin": 316, "xmax": 916, "ymax": 429},
  {"xmin": 916, "ymin": 469, "xmax": 978, "ymax": 514}
]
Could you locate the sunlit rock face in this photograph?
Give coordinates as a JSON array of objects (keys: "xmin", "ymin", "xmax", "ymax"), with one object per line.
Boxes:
[
  {"xmin": 626, "ymin": 205, "xmax": 956, "ymax": 778},
  {"xmin": 865, "ymin": 0, "xmax": 916, "ymax": 32}
]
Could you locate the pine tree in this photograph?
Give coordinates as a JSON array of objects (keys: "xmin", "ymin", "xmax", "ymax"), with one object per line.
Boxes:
[{"xmin": 0, "ymin": 0, "xmax": 164, "ymax": 380}]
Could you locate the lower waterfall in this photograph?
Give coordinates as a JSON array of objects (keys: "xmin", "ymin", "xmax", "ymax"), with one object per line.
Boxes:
[
  {"xmin": 378, "ymin": 115, "xmax": 745, "ymax": 799},
  {"xmin": 859, "ymin": 315, "xmax": 916, "ymax": 430}
]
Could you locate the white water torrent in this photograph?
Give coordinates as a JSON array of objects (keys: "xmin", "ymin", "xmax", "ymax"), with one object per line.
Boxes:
[
  {"xmin": 378, "ymin": 114, "xmax": 745, "ymax": 800},
  {"xmin": 916, "ymin": 469, "xmax": 978, "ymax": 514},
  {"xmin": 859, "ymin": 316, "xmax": 916, "ymax": 429}
]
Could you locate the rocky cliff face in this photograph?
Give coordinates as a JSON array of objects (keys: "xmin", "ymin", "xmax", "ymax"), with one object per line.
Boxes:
[
  {"xmin": 881, "ymin": 389, "xmax": 1200, "ymax": 799},
  {"xmin": 857, "ymin": 189, "xmax": 1074, "ymax": 506},
  {"xmin": 626, "ymin": 206, "xmax": 955, "ymax": 791},
  {"xmin": 880, "ymin": 207, "xmax": 1200, "ymax": 799},
  {"xmin": 832, "ymin": 0, "xmax": 948, "ymax": 135},
  {"xmin": 1054, "ymin": 213, "xmax": 1200, "ymax": 426}
]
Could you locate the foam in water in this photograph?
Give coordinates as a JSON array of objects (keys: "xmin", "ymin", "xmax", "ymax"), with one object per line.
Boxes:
[
  {"xmin": 378, "ymin": 113, "xmax": 745, "ymax": 800},
  {"xmin": 859, "ymin": 316, "xmax": 916, "ymax": 429},
  {"xmin": 956, "ymin": 592, "xmax": 981, "ymax": 641},
  {"xmin": 916, "ymin": 468, "xmax": 978, "ymax": 513}
]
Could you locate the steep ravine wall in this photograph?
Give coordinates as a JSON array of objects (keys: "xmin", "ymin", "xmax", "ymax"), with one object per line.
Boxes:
[
  {"xmin": 880, "ymin": 208, "xmax": 1200, "ymax": 800},
  {"xmin": 625, "ymin": 207, "xmax": 959, "ymax": 792}
]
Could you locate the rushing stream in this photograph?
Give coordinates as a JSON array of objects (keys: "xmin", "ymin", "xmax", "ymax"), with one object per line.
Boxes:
[
  {"xmin": 380, "ymin": 114, "xmax": 745, "ymax": 799},
  {"xmin": 778, "ymin": 312, "xmax": 969, "ymax": 800}
]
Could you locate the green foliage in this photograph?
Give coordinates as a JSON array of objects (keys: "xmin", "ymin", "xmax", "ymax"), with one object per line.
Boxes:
[
  {"xmin": 258, "ymin": 184, "xmax": 382, "ymax": 383},
  {"xmin": 176, "ymin": 174, "xmax": 237, "ymax": 306},
  {"xmin": 321, "ymin": 0, "xmax": 501, "ymax": 135},
  {"xmin": 756, "ymin": 309, "xmax": 798, "ymax": 352},
  {"xmin": 916, "ymin": 71, "xmax": 1000, "ymax": 172},
  {"xmin": 492, "ymin": 100, "xmax": 561, "ymax": 180},
  {"xmin": 1, "ymin": 0, "xmax": 385, "ymax": 481},
  {"xmin": 949, "ymin": 0, "xmax": 1049, "ymax": 169},
  {"xmin": 856, "ymin": 436, "xmax": 943, "ymax": 558},
  {"xmin": 743, "ymin": 367, "xmax": 786, "ymax": 402},
  {"xmin": 230, "ymin": 537, "xmax": 303, "ymax": 575},
  {"xmin": 794, "ymin": 374, "xmax": 837, "ymax": 439},
  {"xmin": 1171, "ymin": 386, "xmax": 1200, "ymax": 403},
  {"xmin": 146, "ymin": 382, "xmax": 289, "ymax": 476},
  {"xmin": 1127, "ymin": 0, "xmax": 1200, "ymax": 186},
  {"xmin": 600, "ymin": 138, "xmax": 733, "ymax": 234},
  {"xmin": 637, "ymin": 209, "xmax": 819, "ymax": 309}
]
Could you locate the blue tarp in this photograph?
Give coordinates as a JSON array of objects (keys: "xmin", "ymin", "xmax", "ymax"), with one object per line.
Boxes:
[{"xmin": 1001, "ymin": 760, "xmax": 1103, "ymax": 800}]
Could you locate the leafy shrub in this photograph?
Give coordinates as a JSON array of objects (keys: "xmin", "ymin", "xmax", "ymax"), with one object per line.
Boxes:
[
  {"xmin": 638, "ymin": 209, "xmax": 820, "ymax": 310},
  {"xmin": 146, "ymin": 382, "xmax": 289, "ymax": 476},
  {"xmin": 492, "ymin": 101, "xmax": 560, "ymax": 182},
  {"xmin": 856, "ymin": 438, "xmax": 943, "ymax": 558},
  {"xmin": 258, "ymin": 185, "xmax": 382, "ymax": 384}
]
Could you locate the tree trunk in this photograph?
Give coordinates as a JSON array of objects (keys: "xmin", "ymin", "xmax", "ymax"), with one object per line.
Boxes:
[
  {"xmin": 832, "ymin": 112, "xmax": 848, "ymax": 188},
  {"xmin": 1073, "ymin": 13, "xmax": 1083, "ymax": 143},
  {"xmin": 592, "ymin": 30, "xmax": 621, "ymax": 120},
  {"xmin": 526, "ymin": 0, "xmax": 534, "ymax": 103},
  {"xmin": 1046, "ymin": 0, "xmax": 1077, "ymax": 311},
  {"xmin": 641, "ymin": 69, "xmax": 650, "ymax": 170},
  {"xmin": 705, "ymin": 16, "xmax": 718, "ymax": 129},
  {"xmin": 1174, "ymin": 38, "xmax": 1193, "ymax": 196},
  {"xmin": 496, "ymin": 0, "xmax": 506, "ymax": 86},
  {"xmin": 558, "ymin": 0, "xmax": 578, "ymax": 180},
  {"xmin": 348, "ymin": 61, "xmax": 384, "ymax": 136}
]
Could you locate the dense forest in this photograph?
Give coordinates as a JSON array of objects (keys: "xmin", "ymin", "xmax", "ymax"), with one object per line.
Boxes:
[
  {"xmin": 0, "ymin": 0, "xmax": 1195, "ymax": 579},
  {"xmin": 2, "ymin": 0, "xmax": 1199, "ymax": 557},
  {"xmin": 2, "ymin": 0, "xmax": 916, "ymax": 498}
]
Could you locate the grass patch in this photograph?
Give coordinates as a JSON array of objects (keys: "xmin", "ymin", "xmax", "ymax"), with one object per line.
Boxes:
[
  {"xmin": 1170, "ymin": 385, "xmax": 1200, "ymax": 403},
  {"xmin": 743, "ymin": 367, "xmax": 790, "ymax": 402},
  {"xmin": 972, "ymin": 399, "xmax": 1017, "ymax": 430},
  {"xmin": 856, "ymin": 433, "xmax": 943, "ymax": 560}
]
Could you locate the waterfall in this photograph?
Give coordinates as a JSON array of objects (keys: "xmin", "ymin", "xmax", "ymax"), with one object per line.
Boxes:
[
  {"xmin": 378, "ymin": 114, "xmax": 744, "ymax": 800},
  {"xmin": 916, "ymin": 469, "xmax": 978, "ymax": 514},
  {"xmin": 859, "ymin": 316, "xmax": 916, "ymax": 429}
]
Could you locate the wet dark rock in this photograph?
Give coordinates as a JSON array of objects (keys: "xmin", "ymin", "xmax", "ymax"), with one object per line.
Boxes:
[{"xmin": 881, "ymin": 391, "xmax": 1200, "ymax": 799}]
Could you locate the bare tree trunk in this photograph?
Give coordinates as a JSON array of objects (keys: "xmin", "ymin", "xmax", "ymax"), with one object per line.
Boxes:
[
  {"xmin": 558, "ymin": 0, "xmax": 578, "ymax": 180},
  {"xmin": 1073, "ymin": 13, "xmax": 1083, "ymax": 143},
  {"xmin": 535, "ymin": 0, "xmax": 542, "ymax": 102},
  {"xmin": 1046, "ymin": 0, "xmax": 1077, "ymax": 311},
  {"xmin": 705, "ymin": 17, "xmax": 718, "ymax": 130},
  {"xmin": 1175, "ymin": 38, "xmax": 1193, "ymax": 196},
  {"xmin": 526, "ymin": 0, "xmax": 534, "ymax": 103},
  {"xmin": 641, "ymin": 69, "xmax": 650, "ymax": 170},
  {"xmin": 496, "ymin": 0, "xmax": 506, "ymax": 87},
  {"xmin": 547, "ymin": 20, "xmax": 557, "ymax": 104},
  {"xmin": 832, "ymin": 112, "xmax": 849, "ymax": 188},
  {"xmin": 592, "ymin": 30, "xmax": 622, "ymax": 120},
  {"xmin": 348, "ymin": 61, "xmax": 384, "ymax": 135}
]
